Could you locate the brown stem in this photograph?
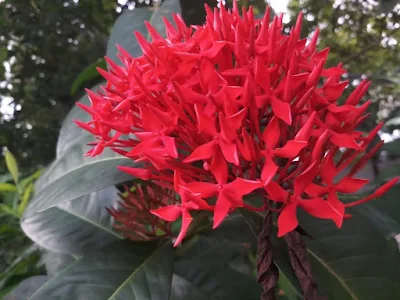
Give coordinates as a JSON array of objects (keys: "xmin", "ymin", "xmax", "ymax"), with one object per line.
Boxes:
[
  {"xmin": 257, "ymin": 211, "xmax": 279, "ymax": 300},
  {"xmin": 284, "ymin": 231, "xmax": 327, "ymax": 300}
]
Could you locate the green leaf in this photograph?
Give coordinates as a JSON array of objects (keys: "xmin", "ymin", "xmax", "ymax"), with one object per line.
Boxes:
[
  {"xmin": 26, "ymin": 84, "xmax": 136, "ymax": 218},
  {"xmin": 18, "ymin": 183, "xmax": 34, "ymax": 216},
  {"xmin": 341, "ymin": 184, "xmax": 400, "ymax": 240},
  {"xmin": 29, "ymin": 241, "xmax": 175, "ymax": 300},
  {"xmin": 55, "ymin": 83, "xmax": 102, "ymax": 158},
  {"xmin": 21, "ymin": 187, "xmax": 122, "ymax": 255},
  {"xmin": 0, "ymin": 204, "xmax": 19, "ymax": 218},
  {"xmin": 205, "ymin": 214, "xmax": 257, "ymax": 246},
  {"xmin": 301, "ymin": 214, "xmax": 400, "ymax": 299},
  {"xmin": 149, "ymin": 0, "xmax": 181, "ymax": 39},
  {"xmin": 0, "ymin": 245, "xmax": 43, "ymax": 289},
  {"xmin": 0, "ymin": 173, "xmax": 13, "ymax": 183},
  {"xmin": 40, "ymin": 251, "xmax": 76, "ymax": 277},
  {"xmin": 3, "ymin": 276, "xmax": 48, "ymax": 300},
  {"xmin": 170, "ymin": 275, "xmax": 209, "ymax": 300},
  {"xmin": 70, "ymin": 58, "xmax": 106, "ymax": 95},
  {"xmin": 19, "ymin": 169, "xmax": 42, "ymax": 191},
  {"xmin": 173, "ymin": 235, "xmax": 262, "ymax": 300},
  {"xmin": 0, "ymin": 183, "xmax": 17, "ymax": 193},
  {"xmin": 24, "ymin": 152, "xmax": 135, "ymax": 218},
  {"xmin": 240, "ymin": 208, "xmax": 400, "ymax": 299},
  {"xmin": 5, "ymin": 150, "xmax": 19, "ymax": 184},
  {"xmin": 106, "ymin": 7, "xmax": 154, "ymax": 65}
]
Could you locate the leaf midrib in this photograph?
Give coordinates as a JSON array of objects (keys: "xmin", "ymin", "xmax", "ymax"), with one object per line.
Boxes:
[
  {"xmin": 26, "ymin": 156, "xmax": 134, "ymax": 217},
  {"xmin": 56, "ymin": 204, "xmax": 123, "ymax": 239},
  {"xmin": 107, "ymin": 244, "xmax": 167, "ymax": 299},
  {"xmin": 38, "ymin": 155, "xmax": 129, "ymax": 191},
  {"xmin": 307, "ymin": 249, "xmax": 358, "ymax": 300}
]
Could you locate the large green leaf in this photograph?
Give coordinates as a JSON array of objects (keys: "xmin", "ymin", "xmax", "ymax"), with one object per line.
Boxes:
[
  {"xmin": 170, "ymin": 275, "xmax": 209, "ymax": 300},
  {"xmin": 3, "ymin": 276, "xmax": 48, "ymax": 300},
  {"xmin": 55, "ymin": 83, "xmax": 102, "ymax": 158},
  {"xmin": 173, "ymin": 235, "xmax": 262, "ymax": 300},
  {"xmin": 25, "ymin": 84, "xmax": 136, "ymax": 218},
  {"xmin": 149, "ymin": 0, "xmax": 181, "ymax": 38},
  {"xmin": 301, "ymin": 214, "xmax": 400, "ymax": 299},
  {"xmin": 106, "ymin": 7, "xmax": 153, "ymax": 65},
  {"xmin": 240, "ymin": 208, "xmax": 400, "ymax": 299},
  {"xmin": 341, "ymin": 184, "xmax": 400, "ymax": 241},
  {"xmin": 23, "ymin": 149, "xmax": 134, "ymax": 218},
  {"xmin": 41, "ymin": 251, "xmax": 76, "ymax": 277},
  {"xmin": 29, "ymin": 241, "xmax": 174, "ymax": 300},
  {"xmin": 21, "ymin": 186, "xmax": 122, "ymax": 255}
]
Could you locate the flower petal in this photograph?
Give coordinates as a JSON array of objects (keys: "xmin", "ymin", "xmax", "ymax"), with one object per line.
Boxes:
[
  {"xmin": 295, "ymin": 112, "xmax": 316, "ymax": 141},
  {"xmin": 272, "ymin": 140, "xmax": 307, "ymax": 158},
  {"xmin": 277, "ymin": 202, "xmax": 298, "ymax": 237},
  {"xmin": 311, "ymin": 130, "xmax": 330, "ymax": 161},
  {"xmin": 271, "ymin": 96, "xmax": 292, "ymax": 125},
  {"xmin": 186, "ymin": 181, "xmax": 217, "ymax": 198},
  {"xmin": 261, "ymin": 154, "xmax": 278, "ymax": 186},
  {"xmin": 211, "ymin": 148, "xmax": 228, "ymax": 185},
  {"xmin": 336, "ymin": 177, "xmax": 369, "ymax": 193},
  {"xmin": 320, "ymin": 153, "xmax": 336, "ymax": 184},
  {"xmin": 299, "ymin": 197, "xmax": 343, "ymax": 227},
  {"xmin": 304, "ymin": 183, "xmax": 329, "ymax": 197},
  {"xmin": 183, "ymin": 140, "xmax": 215, "ymax": 163},
  {"xmin": 195, "ymin": 104, "xmax": 217, "ymax": 137},
  {"xmin": 345, "ymin": 177, "xmax": 399, "ymax": 208},
  {"xmin": 117, "ymin": 166, "xmax": 152, "ymax": 180},
  {"xmin": 213, "ymin": 193, "xmax": 232, "ymax": 229},
  {"xmin": 264, "ymin": 181, "xmax": 289, "ymax": 202},
  {"xmin": 330, "ymin": 132, "xmax": 360, "ymax": 149},
  {"xmin": 262, "ymin": 117, "xmax": 280, "ymax": 150},
  {"xmin": 326, "ymin": 192, "xmax": 345, "ymax": 227},
  {"xmin": 150, "ymin": 205, "xmax": 182, "ymax": 222},
  {"xmin": 219, "ymin": 139, "xmax": 239, "ymax": 166},
  {"xmin": 173, "ymin": 209, "xmax": 193, "ymax": 247},
  {"xmin": 294, "ymin": 162, "xmax": 318, "ymax": 196},
  {"xmin": 161, "ymin": 136, "xmax": 178, "ymax": 158},
  {"xmin": 228, "ymin": 178, "xmax": 262, "ymax": 196}
]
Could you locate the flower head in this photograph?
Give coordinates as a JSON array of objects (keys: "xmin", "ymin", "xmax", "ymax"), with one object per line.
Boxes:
[{"xmin": 77, "ymin": 3, "xmax": 398, "ymax": 244}]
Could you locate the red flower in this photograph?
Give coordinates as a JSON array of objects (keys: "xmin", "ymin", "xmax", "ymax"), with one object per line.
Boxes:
[
  {"xmin": 108, "ymin": 184, "xmax": 176, "ymax": 241},
  {"xmin": 77, "ymin": 2, "xmax": 398, "ymax": 246}
]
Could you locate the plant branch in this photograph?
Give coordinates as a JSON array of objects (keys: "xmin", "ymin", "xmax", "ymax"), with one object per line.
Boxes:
[
  {"xmin": 284, "ymin": 231, "xmax": 326, "ymax": 300},
  {"xmin": 257, "ymin": 210, "xmax": 279, "ymax": 300}
]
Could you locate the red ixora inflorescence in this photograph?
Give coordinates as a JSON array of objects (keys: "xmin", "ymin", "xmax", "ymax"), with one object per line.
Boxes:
[{"xmin": 76, "ymin": 3, "xmax": 398, "ymax": 246}]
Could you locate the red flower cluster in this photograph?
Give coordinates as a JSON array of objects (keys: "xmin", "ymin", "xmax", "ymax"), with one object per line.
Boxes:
[
  {"xmin": 77, "ymin": 3, "xmax": 398, "ymax": 246},
  {"xmin": 107, "ymin": 184, "xmax": 177, "ymax": 241}
]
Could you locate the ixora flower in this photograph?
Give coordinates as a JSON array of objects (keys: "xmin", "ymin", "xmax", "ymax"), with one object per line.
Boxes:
[{"xmin": 76, "ymin": 3, "xmax": 398, "ymax": 248}]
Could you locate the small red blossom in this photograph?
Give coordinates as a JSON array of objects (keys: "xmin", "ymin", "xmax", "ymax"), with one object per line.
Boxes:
[
  {"xmin": 77, "ymin": 2, "xmax": 399, "ymax": 246},
  {"xmin": 108, "ymin": 184, "xmax": 176, "ymax": 241}
]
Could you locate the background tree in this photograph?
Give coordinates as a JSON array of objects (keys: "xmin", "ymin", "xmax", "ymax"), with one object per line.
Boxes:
[{"xmin": 0, "ymin": 0, "xmax": 118, "ymax": 172}]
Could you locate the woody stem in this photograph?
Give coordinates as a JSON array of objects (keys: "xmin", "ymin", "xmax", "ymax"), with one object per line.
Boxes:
[
  {"xmin": 284, "ymin": 231, "xmax": 327, "ymax": 300},
  {"xmin": 257, "ymin": 210, "xmax": 279, "ymax": 300}
]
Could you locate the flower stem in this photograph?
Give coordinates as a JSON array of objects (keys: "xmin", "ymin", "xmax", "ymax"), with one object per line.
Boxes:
[
  {"xmin": 284, "ymin": 231, "xmax": 326, "ymax": 300},
  {"xmin": 257, "ymin": 210, "xmax": 279, "ymax": 300}
]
